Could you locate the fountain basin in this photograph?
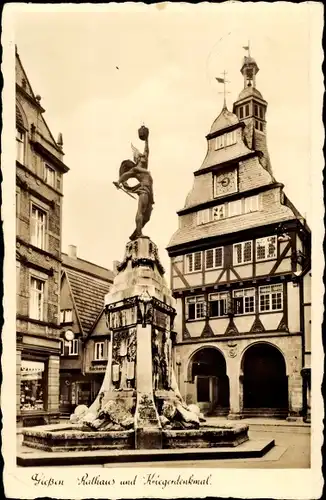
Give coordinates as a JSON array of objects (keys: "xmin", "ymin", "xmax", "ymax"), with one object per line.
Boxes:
[{"xmin": 21, "ymin": 422, "xmax": 249, "ymax": 452}]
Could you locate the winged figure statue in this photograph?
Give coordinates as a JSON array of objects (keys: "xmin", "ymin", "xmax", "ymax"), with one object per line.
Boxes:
[{"xmin": 113, "ymin": 126, "xmax": 154, "ymax": 241}]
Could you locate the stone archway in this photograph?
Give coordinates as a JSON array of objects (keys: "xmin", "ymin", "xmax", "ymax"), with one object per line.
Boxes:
[
  {"xmin": 189, "ymin": 347, "xmax": 229, "ymax": 416},
  {"xmin": 241, "ymin": 342, "xmax": 288, "ymax": 417}
]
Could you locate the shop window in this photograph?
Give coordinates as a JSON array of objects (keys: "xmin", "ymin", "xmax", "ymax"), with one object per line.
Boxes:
[
  {"xmin": 233, "ymin": 288, "xmax": 255, "ymax": 314},
  {"xmin": 20, "ymin": 360, "xmax": 46, "ymax": 411},
  {"xmin": 31, "ymin": 205, "xmax": 46, "ymax": 249},
  {"xmin": 29, "ymin": 277, "xmax": 45, "ymax": 320},
  {"xmin": 233, "ymin": 241, "xmax": 253, "ymax": 265},
  {"xmin": 44, "ymin": 165, "xmax": 55, "ymax": 188},
  {"xmin": 256, "ymin": 236, "xmax": 277, "ymax": 261},
  {"xmin": 60, "ymin": 309, "xmax": 73, "ymax": 323},
  {"xmin": 68, "ymin": 339, "xmax": 78, "ymax": 356},
  {"xmin": 186, "ymin": 295, "xmax": 206, "ymax": 320},
  {"xmin": 185, "ymin": 251, "xmax": 202, "ymax": 273},
  {"xmin": 259, "ymin": 284, "xmax": 283, "ymax": 312},
  {"xmin": 209, "ymin": 292, "xmax": 228, "ymax": 317},
  {"xmin": 205, "ymin": 247, "xmax": 223, "ymax": 270},
  {"xmin": 94, "ymin": 341, "xmax": 105, "ymax": 361},
  {"xmin": 16, "ymin": 128, "xmax": 25, "ymax": 164}
]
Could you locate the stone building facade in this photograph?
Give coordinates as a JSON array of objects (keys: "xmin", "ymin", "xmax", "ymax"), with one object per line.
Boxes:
[
  {"xmin": 59, "ymin": 246, "xmax": 113, "ymax": 416},
  {"xmin": 167, "ymin": 52, "xmax": 311, "ymax": 421},
  {"xmin": 16, "ymin": 48, "xmax": 69, "ymax": 426}
]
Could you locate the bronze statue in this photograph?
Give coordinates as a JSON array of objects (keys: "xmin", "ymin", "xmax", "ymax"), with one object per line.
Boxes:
[{"xmin": 114, "ymin": 126, "xmax": 154, "ymax": 241}]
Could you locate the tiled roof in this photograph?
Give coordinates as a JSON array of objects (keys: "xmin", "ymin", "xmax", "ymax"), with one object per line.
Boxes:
[
  {"xmin": 198, "ymin": 140, "xmax": 252, "ymax": 172},
  {"xmin": 209, "ymin": 107, "xmax": 239, "ymax": 135},
  {"xmin": 167, "ymin": 204, "xmax": 297, "ymax": 249},
  {"xmin": 65, "ymin": 268, "xmax": 111, "ymax": 334},
  {"xmin": 62, "ymin": 253, "xmax": 114, "ymax": 282}
]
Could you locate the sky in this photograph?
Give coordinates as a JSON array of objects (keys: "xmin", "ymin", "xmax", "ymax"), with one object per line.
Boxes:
[{"xmin": 12, "ymin": 2, "xmax": 323, "ymax": 274}]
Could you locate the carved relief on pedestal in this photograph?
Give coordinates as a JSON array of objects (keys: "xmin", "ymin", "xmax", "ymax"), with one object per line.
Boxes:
[
  {"xmin": 111, "ymin": 327, "xmax": 137, "ymax": 390},
  {"xmin": 152, "ymin": 328, "xmax": 173, "ymax": 391}
]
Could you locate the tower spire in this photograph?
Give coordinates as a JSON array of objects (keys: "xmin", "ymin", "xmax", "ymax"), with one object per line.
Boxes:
[{"xmin": 215, "ymin": 70, "xmax": 230, "ymax": 109}]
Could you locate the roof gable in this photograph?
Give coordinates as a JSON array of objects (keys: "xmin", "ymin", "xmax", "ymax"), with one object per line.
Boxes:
[
  {"xmin": 65, "ymin": 268, "xmax": 111, "ymax": 335},
  {"xmin": 16, "ymin": 51, "xmax": 61, "ymax": 152}
]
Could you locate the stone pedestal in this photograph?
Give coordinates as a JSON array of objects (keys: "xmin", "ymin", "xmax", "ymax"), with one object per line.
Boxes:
[{"xmin": 82, "ymin": 237, "xmax": 177, "ymax": 448}]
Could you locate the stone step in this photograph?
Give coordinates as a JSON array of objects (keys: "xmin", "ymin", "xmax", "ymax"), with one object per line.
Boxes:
[{"xmin": 17, "ymin": 438, "xmax": 275, "ymax": 467}]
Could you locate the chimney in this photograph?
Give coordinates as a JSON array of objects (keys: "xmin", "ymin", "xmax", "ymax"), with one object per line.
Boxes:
[{"xmin": 68, "ymin": 245, "xmax": 77, "ymax": 259}]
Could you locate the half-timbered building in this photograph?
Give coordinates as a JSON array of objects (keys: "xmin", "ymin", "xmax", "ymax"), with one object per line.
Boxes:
[{"xmin": 167, "ymin": 52, "xmax": 311, "ymax": 421}]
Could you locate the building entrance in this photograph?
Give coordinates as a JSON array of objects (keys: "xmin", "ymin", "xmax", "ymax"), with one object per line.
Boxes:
[
  {"xmin": 191, "ymin": 348, "xmax": 229, "ymax": 415},
  {"xmin": 242, "ymin": 343, "xmax": 288, "ymax": 417}
]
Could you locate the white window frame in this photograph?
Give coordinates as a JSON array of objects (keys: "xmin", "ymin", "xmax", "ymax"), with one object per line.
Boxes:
[
  {"xmin": 185, "ymin": 295, "xmax": 206, "ymax": 320},
  {"xmin": 256, "ymin": 236, "xmax": 277, "ymax": 262},
  {"xmin": 60, "ymin": 309, "xmax": 73, "ymax": 323},
  {"xmin": 233, "ymin": 241, "xmax": 253, "ymax": 265},
  {"xmin": 244, "ymin": 195, "xmax": 260, "ymax": 213},
  {"xmin": 44, "ymin": 164, "xmax": 56, "ymax": 188},
  {"xmin": 94, "ymin": 341, "xmax": 105, "ymax": 361},
  {"xmin": 205, "ymin": 247, "xmax": 224, "ymax": 270},
  {"xmin": 228, "ymin": 199, "xmax": 242, "ymax": 218},
  {"xmin": 215, "ymin": 131, "xmax": 237, "ymax": 151},
  {"xmin": 208, "ymin": 292, "xmax": 228, "ymax": 318},
  {"xmin": 259, "ymin": 284, "xmax": 283, "ymax": 312},
  {"xmin": 233, "ymin": 288, "xmax": 256, "ymax": 315},
  {"xmin": 215, "ymin": 134, "xmax": 225, "ymax": 150},
  {"xmin": 16, "ymin": 128, "xmax": 25, "ymax": 164},
  {"xmin": 197, "ymin": 209, "xmax": 210, "ymax": 225},
  {"xmin": 30, "ymin": 204, "xmax": 46, "ymax": 250},
  {"xmin": 29, "ymin": 276, "xmax": 45, "ymax": 320},
  {"xmin": 185, "ymin": 252, "xmax": 202, "ymax": 273},
  {"xmin": 68, "ymin": 339, "xmax": 79, "ymax": 356}
]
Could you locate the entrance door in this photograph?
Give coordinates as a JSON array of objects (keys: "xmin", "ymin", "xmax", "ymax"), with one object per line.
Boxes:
[
  {"xmin": 191, "ymin": 348, "xmax": 229, "ymax": 415},
  {"xmin": 242, "ymin": 343, "xmax": 288, "ymax": 416}
]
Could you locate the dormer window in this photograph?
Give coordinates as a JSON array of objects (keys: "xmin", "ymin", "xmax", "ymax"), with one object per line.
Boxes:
[{"xmin": 214, "ymin": 130, "xmax": 237, "ymax": 150}]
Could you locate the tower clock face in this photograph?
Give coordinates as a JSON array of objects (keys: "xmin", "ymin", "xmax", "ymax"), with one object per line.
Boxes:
[{"xmin": 214, "ymin": 169, "xmax": 238, "ymax": 197}]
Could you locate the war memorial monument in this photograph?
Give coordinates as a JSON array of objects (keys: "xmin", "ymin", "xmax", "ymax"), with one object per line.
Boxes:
[{"xmin": 18, "ymin": 126, "xmax": 274, "ymax": 466}]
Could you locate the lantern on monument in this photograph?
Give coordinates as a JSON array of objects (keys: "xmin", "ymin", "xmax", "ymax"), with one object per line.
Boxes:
[{"xmin": 138, "ymin": 125, "xmax": 149, "ymax": 141}]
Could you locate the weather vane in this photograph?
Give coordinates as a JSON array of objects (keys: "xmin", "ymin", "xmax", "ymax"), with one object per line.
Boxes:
[{"xmin": 215, "ymin": 70, "xmax": 230, "ymax": 108}]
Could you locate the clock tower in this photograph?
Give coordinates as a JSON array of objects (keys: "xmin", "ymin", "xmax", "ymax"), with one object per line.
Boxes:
[
  {"xmin": 233, "ymin": 53, "xmax": 273, "ymax": 176},
  {"xmin": 166, "ymin": 49, "xmax": 311, "ymax": 423}
]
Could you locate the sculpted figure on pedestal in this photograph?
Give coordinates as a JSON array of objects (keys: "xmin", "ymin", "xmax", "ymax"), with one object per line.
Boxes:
[{"xmin": 114, "ymin": 125, "xmax": 154, "ymax": 241}]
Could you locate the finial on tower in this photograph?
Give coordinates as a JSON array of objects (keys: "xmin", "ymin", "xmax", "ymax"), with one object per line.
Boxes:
[
  {"xmin": 215, "ymin": 70, "xmax": 230, "ymax": 109},
  {"xmin": 241, "ymin": 43, "xmax": 259, "ymax": 88}
]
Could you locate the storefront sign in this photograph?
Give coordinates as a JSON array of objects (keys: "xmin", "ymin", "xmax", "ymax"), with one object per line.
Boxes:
[{"xmin": 89, "ymin": 365, "xmax": 106, "ymax": 372}]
